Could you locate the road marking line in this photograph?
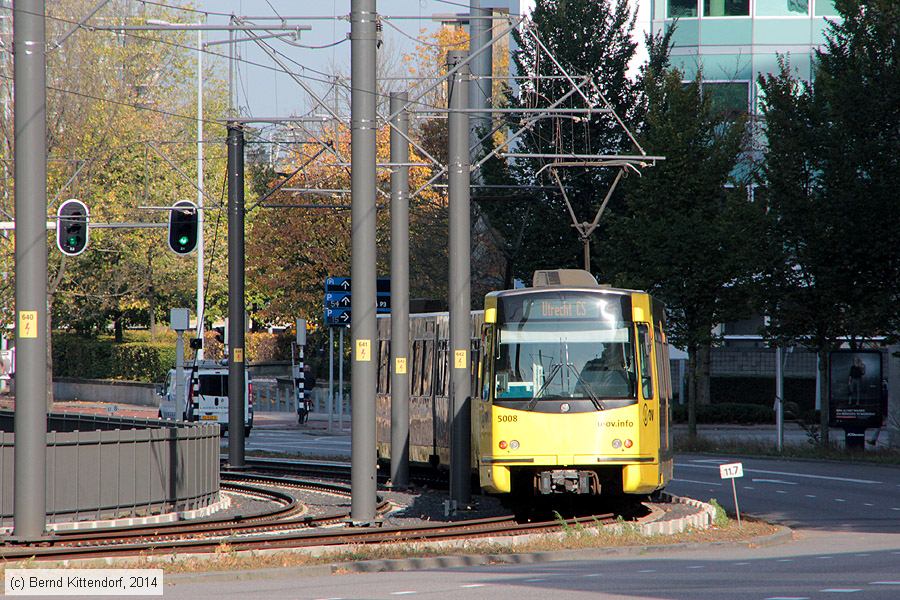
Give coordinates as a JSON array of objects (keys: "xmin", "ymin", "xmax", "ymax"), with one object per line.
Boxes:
[
  {"xmin": 733, "ymin": 562, "xmax": 750, "ymax": 566},
  {"xmin": 390, "ymin": 592, "xmax": 417, "ymax": 596},
  {"xmin": 817, "ymin": 556, "xmax": 834, "ymax": 559},
  {"xmin": 583, "ymin": 573, "xmax": 602, "ymax": 577},
  {"xmin": 460, "ymin": 584, "xmax": 485, "ymax": 588},
  {"xmin": 743, "ymin": 486, "xmax": 755, "ymax": 490},
  {"xmin": 871, "ymin": 581, "xmax": 900, "ymax": 585},
  {"xmin": 676, "ymin": 463, "xmax": 881, "ymax": 484},
  {"xmin": 524, "ymin": 578, "xmax": 546, "ymax": 582},
  {"xmin": 891, "ymin": 507, "xmax": 900, "ymax": 511},
  {"xmin": 835, "ymin": 498, "xmax": 846, "ymax": 502},
  {"xmin": 765, "ymin": 597, "xmax": 809, "ymax": 600},
  {"xmin": 853, "ymin": 554, "xmax": 870, "ymax": 557},
  {"xmin": 686, "ymin": 565, "xmax": 704, "ymax": 569},
  {"xmin": 820, "ymin": 589, "xmax": 861, "ymax": 593},
  {"xmin": 863, "ymin": 503, "xmax": 873, "ymax": 507},
  {"xmin": 777, "ymin": 559, "xmax": 793, "ymax": 562},
  {"xmin": 753, "ymin": 479, "xmax": 798, "ymax": 485},
  {"xmin": 637, "ymin": 569, "xmax": 656, "ymax": 573},
  {"xmin": 776, "ymin": 490, "xmax": 788, "ymax": 494},
  {"xmin": 674, "ymin": 478, "xmax": 722, "ymax": 486},
  {"xmin": 805, "ymin": 495, "xmax": 817, "ymax": 498}
]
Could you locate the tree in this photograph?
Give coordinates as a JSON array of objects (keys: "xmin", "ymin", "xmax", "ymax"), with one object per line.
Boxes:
[
  {"xmin": 604, "ymin": 64, "xmax": 761, "ymax": 440},
  {"xmin": 477, "ymin": 0, "xmax": 642, "ymax": 284},
  {"xmin": 0, "ymin": 0, "xmax": 228, "ymax": 351},
  {"xmin": 757, "ymin": 0, "xmax": 900, "ymax": 446}
]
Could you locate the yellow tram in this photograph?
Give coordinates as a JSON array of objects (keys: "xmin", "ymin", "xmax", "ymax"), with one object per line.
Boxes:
[{"xmin": 375, "ymin": 269, "xmax": 673, "ymax": 497}]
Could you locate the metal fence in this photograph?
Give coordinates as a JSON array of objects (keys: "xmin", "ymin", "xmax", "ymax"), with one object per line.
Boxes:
[{"xmin": 0, "ymin": 412, "xmax": 220, "ymax": 529}]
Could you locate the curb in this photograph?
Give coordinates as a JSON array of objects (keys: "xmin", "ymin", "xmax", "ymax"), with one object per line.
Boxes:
[{"xmin": 160, "ymin": 497, "xmax": 792, "ymax": 584}]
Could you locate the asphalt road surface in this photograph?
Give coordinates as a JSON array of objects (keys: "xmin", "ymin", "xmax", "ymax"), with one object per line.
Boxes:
[{"xmin": 199, "ymin": 437, "xmax": 900, "ymax": 600}]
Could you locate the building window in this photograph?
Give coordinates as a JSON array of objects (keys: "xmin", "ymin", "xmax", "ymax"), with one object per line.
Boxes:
[
  {"xmin": 814, "ymin": 0, "xmax": 838, "ymax": 15},
  {"xmin": 756, "ymin": 0, "xmax": 809, "ymax": 16},
  {"xmin": 704, "ymin": 0, "xmax": 750, "ymax": 17},
  {"xmin": 668, "ymin": 0, "xmax": 698, "ymax": 18},
  {"xmin": 703, "ymin": 81, "xmax": 750, "ymax": 118}
]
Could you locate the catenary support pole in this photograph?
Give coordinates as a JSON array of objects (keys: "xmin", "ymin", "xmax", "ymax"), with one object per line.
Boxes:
[
  {"xmin": 447, "ymin": 50, "xmax": 472, "ymax": 509},
  {"xmin": 390, "ymin": 91, "xmax": 410, "ymax": 488},
  {"xmin": 468, "ymin": 0, "xmax": 492, "ymax": 168},
  {"xmin": 227, "ymin": 123, "xmax": 246, "ymax": 466},
  {"xmin": 350, "ymin": 0, "xmax": 378, "ymax": 525},
  {"xmin": 13, "ymin": 0, "xmax": 48, "ymax": 541}
]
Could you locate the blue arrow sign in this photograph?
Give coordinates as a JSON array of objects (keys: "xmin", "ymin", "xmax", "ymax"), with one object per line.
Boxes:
[
  {"xmin": 325, "ymin": 291, "xmax": 352, "ymax": 308},
  {"xmin": 325, "ymin": 277, "xmax": 351, "ymax": 292},
  {"xmin": 325, "ymin": 307, "xmax": 351, "ymax": 326}
]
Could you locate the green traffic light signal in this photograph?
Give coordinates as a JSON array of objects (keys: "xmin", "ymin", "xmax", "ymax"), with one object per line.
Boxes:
[
  {"xmin": 56, "ymin": 199, "xmax": 89, "ymax": 256},
  {"xmin": 168, "ymin": 200, "xmax": 198, "ymax": 255}
]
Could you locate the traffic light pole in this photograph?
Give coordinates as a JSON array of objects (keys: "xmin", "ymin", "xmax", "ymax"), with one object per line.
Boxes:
[
  {"xmin": 350, "ymin": 0, "xmax": 378, "ymax": 525},
  {"xmin": 389, "ymin": 91, "xmax": 410, "ymax": 489},
  {"xmin": 447, "ymin": 51, "xmax": 472, "ymax": 510},
  {"xmin": 227, "ymin": 123, "xmax": 246, "ymax": 466},
  {"xmin": 12, "ymin": 0, "xmax": 48, "ymax": 542}
]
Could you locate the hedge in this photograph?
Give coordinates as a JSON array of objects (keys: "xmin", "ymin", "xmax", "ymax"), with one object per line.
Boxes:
[
  {"xmin": 52, "ymin": 334, "xmax": 176, "ymax": 383},
  {"xmin": 52, "ymin": 331, "xmax": 294, "ymax": 383}
]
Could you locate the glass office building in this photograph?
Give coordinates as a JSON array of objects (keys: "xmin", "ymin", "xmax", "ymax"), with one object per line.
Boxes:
[{"xmin": 651, "ymin": 0, "xmax": 840, "ymax": 113}]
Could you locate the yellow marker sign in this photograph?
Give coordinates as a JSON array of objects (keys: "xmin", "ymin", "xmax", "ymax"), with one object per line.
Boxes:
[
  {"xmin": 356, "ymin": 339, "xmax": 372, "ymax": 361},
  {"xmin": 454, "ymin": 349, "xmax": 467, "ymax": 369},
  {"xmin": 233, "ymin": 348, "xmax": 244, "ymax": 363},
  {"xmin": 395, "ymin": 357, "xmax": 407, "ymax": 375},
  {"xmin": 19, "ymin": 311, "xmax": 38, "ymax": 339}
]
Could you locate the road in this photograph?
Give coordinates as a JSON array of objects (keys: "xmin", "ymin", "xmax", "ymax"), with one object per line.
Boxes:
[{"xmin": 206, "ymin": 424, "xmax": 900, "ymax": 600}]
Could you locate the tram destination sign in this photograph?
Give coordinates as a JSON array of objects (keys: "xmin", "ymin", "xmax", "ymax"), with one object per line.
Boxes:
[{"xmin": 324, "ymin": 277, "xmax": 391, "ymax": 326}]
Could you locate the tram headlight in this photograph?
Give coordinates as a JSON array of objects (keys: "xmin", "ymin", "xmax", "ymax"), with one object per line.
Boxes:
[
  {"xmin": 509, "ymin": 440, "xmax": 520, "ymax": 450},
  {"xmin": 499, "ymin": 440, "xmax": 508, "ymax": 450},
  {"xmin": 611, "ymin": 439, "xmax": 622, "ymax": 449}
]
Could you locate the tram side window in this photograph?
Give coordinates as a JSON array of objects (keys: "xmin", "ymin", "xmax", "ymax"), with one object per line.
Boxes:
[
  {"xmin": 653, "ymin": 329, "xmax": 667, "ymax": 399},
  {"xmin": 410, "ymin": 341, "xmax": 422, "ymax": 396},
  {"xmin": 422, "ymin": 339, "xmax": 434, "ymax": 397},
  {"xmin": 377, "ymin": 340, "xmax": 391, "ymax": 395},
  {"xmin": 470, "ymin": 340, "xmax": 480, "ymax": 393},
  {"xmin": 637, "ymin": 324, "xmax": 655, "ymax": 400},
  {"xmin": 437, "ymin": 339, "xmax": 450, "ymax": 397}
]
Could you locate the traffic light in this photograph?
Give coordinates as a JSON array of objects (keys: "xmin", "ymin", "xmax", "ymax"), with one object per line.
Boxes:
[
  {"xmin": 56, "ymin": 199, "xmax": 89, "ymax": 256},
  {"xmin": 168, "ymin": 200, "xmax": 198, "ymax": 255}
]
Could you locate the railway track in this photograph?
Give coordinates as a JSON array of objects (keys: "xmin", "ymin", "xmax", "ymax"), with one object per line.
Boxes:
[{"xmin": 0, "ymin": 461, "xmax": 641, "ymax": 562}]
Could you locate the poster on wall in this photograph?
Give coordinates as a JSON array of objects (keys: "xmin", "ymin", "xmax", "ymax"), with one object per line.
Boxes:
[{"xmin": 828, "ymin": 350, "xmax": 884, "ymax": 428}]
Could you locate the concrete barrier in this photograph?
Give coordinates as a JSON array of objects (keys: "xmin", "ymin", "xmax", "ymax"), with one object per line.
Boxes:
[{"xmin": 52, "ymin": 378, "xmax": 159, "ymax": 407}]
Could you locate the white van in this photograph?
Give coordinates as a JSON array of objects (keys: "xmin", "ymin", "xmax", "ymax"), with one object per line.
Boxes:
[{"xmin": 157, "ymin": 360, "xmax": 253, "ymax": 436}]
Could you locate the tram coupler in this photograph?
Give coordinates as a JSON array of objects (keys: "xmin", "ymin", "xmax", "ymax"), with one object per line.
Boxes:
[{"xmin": 536, "ymin": 470, "xmax": 600, "ymax": 495}]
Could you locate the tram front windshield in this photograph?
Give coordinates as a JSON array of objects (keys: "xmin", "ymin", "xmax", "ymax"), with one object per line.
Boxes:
[{"xmin": 494, "ymin": 318, "xmax": 637, "ymax": 405}]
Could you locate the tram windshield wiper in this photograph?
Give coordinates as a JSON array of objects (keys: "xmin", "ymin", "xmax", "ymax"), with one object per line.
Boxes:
[{"xmin": 526, "ymin": 348, "xmax": 605, "ymax": 412}]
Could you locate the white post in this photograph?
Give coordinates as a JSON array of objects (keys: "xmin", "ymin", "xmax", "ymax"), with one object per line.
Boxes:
[
  {"xmin": 195, "ymin": 28, "xmax": 205, "ymax": 358},
  {"xmin": 776, "ymin": 346, "xmax": 784, "ymax": 452}
]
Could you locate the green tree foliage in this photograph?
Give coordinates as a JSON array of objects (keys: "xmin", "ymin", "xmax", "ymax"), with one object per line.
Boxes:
[
  {"xmin": 478, "ymin": 0, "xmax": 641, "ymax": 283},
  {"xmin": 0, "ymin": 1, "xmax": 229, "ymax": 342},
  {"xmin": 603, "ymin": 66, "xmax": 761, "ymax": 438},
  {"xmin": 758, "ymin": 0, "xmax": 900, "ymax": 444}
]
